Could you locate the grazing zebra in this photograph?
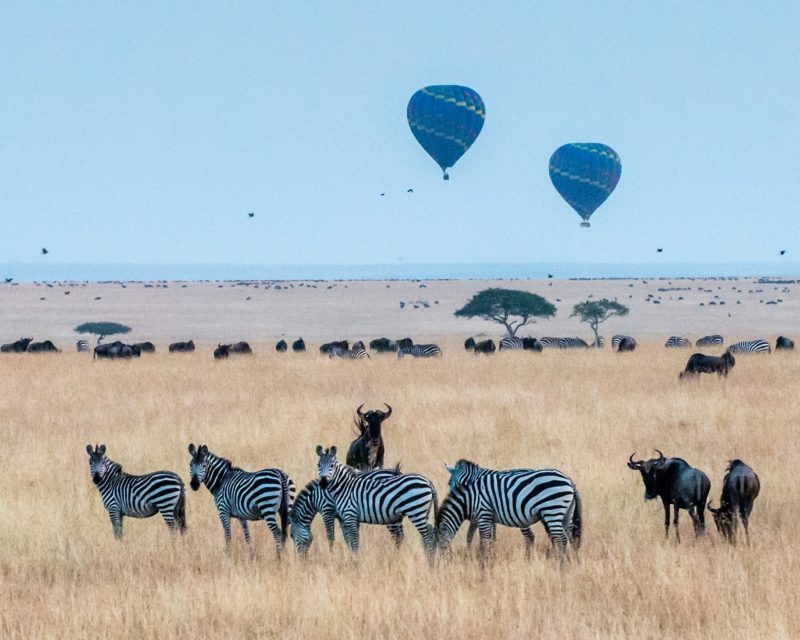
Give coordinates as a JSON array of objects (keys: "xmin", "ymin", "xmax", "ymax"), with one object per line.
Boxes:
[
  {"xmin": 728, "ymin": 339, "xmax": 771, "ymax": 354},
  {"xmin": 329, "ymin": 341, "xmax": 369, "ymax": 359},
  {"xmin": 188, "ymin": 444, "xmax": 295, "ymax": 555},
  {"xmin": 499, "ymin": 336, "xmax": 523, "ymax": 350},
  {"xmin": 76, "ymin": 339, "xmax": 89, "ymax": 352},
  {"xmin": 289, "ymin": 474, "xmax": 405, "ymax": 556},
  {"xmin": 397, "ymin": 344, "xmax": 442, "ymax": 358},
  {"xmin": 665, "ymin": 336, "xmax": 692, "ymax": 348},
  {"xmin": 437, "ymin": 460, "xmax": 581, "ymax": 562},
  {"xmin": 539, "ymin": 337, "xmax": 561, "ymax": 348},
  {"xmin": 86, "ymin": 444, "xmax": 185, "ymax": 539},
  {"xmin": 559, "ymin": 337, "xmax": 590, "ymax": 349},
  {"xmin": 696, "ymin": 334, "xmax": 724, "ymax": 347},
  {"xmin": 315, "ymin": 446, "xmax": 438, "ymax": 555},
  {"xmin": 611, "ymin": 335, "xmax": 627, "ymax": 349}
]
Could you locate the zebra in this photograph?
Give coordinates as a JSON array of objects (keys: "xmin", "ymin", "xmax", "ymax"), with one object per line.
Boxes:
[
  {"xmin": 188, "ymin": 444, "xmax": 295, "ymax": 555},
  {"xmin": 289, "ymin": 473, "xmax": 405, "ymax": 556},
  {"xmin": 696, "ymin": 334, "xmax": 724, "ymax": 347},
  {"xmin": 315, "ymin": 445, "xmax": 438, "ymax": 556},
  {"xmin": 559, "ymin": 337, "xmax": 590, "ymax": 349},
  {"xmin": 611, "ymin": 335, "xmax": 635, "ymax": 350},
  {"xmin": 539, "ymin": 337, "xmax": 561, "ymax": 348},
  {"xmin": 397, "ymin": 344, "xmax": 442, "ymax": 358},
  {"xmin": 86, "ymin": 444, "xmax": 185, "ymax": 539},
  {"xmin": 76, "ymin": 339, "xmax": 89, "ymax": 352},
  {"xmin": 665, "ymin": 336, "xmax": 692, "ymax": 348},
  {"xmin": 728, "ymin": 339, "xmax": 771, "ymax": 354},
  {"xmin": 437, "ymin": 460, "xmax": 581, "ymax": 562},
  {"xmin": 499, "ymin": 336, "xmax": 523, "ymax": 350},
  {"xmin": 329, "ymin": 340, "xmax": 369, "ymax": 360}
]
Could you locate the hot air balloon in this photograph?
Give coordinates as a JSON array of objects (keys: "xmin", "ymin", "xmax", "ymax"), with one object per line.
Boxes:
[
  {"xmin": 407, "ymin": 85, "xmax": 485, "ymax": 180},
  {"xmin": 549, "ymin": 143, "xmax": 621, "ymax": 227}
]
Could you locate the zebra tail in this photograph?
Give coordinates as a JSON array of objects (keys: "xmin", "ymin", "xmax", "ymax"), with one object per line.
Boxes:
[
  {"xmin": 280, "ymin": 472, "xmax": 295, "ymax": 541},
  {"xmin": 568, "ymin": 489, "xmax": 582, "ymax": 552},
  {"xmin": 176, "ymin": 489, "xmax": 187, "ymax": 531}
]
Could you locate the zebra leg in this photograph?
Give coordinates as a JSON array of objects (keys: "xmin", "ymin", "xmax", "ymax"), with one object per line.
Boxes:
[
  {"xmin": 476, "ymin": 517, "xmax": 495, "ymax": 566},
  {"xmin": 541, "ymin": 513, "xmax": 568, "ymax": 562},
  {"xmin": 263, "ymin": 512, "xmax": 284, "ymax": 558},
  {"xmin": 341, "ymin": 515, "xmax": 360, "ymax": 553},
  {"xmin": 109, "ymin": 511, "xmax": 123, "ymax": 540},
  {"xmin": 218, "ymin": 510, "xmax": 232, "ymax": 551},
  {"xmin": 387, "ymin": 522, "xmax": 404, "ymax": 547},
  {"xmin": 466, "ymin": 521, "xmax": 477, "ymax": 551},
  {"xmin": 521, "ymin": 527, "xmax": 535, "ymax": 558},
  {"xmin": 239, "ymin": 519, "xmax": 253, "ymax": 554},
  {"xmin": 407, "ymin": 510, "xmax": 436, "ymax": 557},
  {"xmin": 322, "ymin": 512, "xmax": 336, "ymax": 550}
]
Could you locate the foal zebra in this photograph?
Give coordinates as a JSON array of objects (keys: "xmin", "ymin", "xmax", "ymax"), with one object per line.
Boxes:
[
  {"xmin": 86, "ymin": 444, "xmax": 185, "ymax": 539},
  {"xmin": 329, "ymin": 341, "xmax": 369, "ymax": 360},
  {"xmin": 696, "ymin": 334, "xmax": 724, "ymax": 347},
  {"xmin": 728, "ymin": 339, "xmax": 771, "ymax": 354},
  {"xmin": 665, "ymin": 336, "xmax": 692, "ymax": 348},
  {"xmin": 397, "ymin": 344, "xmax": 442, "ymax": 358},
  {"xmin": 76, "ymin": 339, "xmax": 89, "ymax": 352},
  {"xmin": 437, "ymin": 459, "xmax": 581, "ymax": 561},
  {"xmin": 315, "ymin": 446, "xmax": 438, "ymax": 555},
  {"xmin": 289, "ymin": 474, "xmax": 405, "ymax": 556},
  {"xmin": 188, "ymin": 444, "xmax": 295, "ymax": 555}
]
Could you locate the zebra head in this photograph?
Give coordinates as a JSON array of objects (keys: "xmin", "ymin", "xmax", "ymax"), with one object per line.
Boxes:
[
  {"xmin": 289, "ymin": 483, "xmax": 319, "ymax": 556},
  {"xmin": 316, "ymin": 445, "xmax": 339, "ymax": 488},
  {"xmin": 85, "ymin": 444, "xmax": 108, "ymax": 485},
  {"xmin": 188, "ymin": 443, "xmax": 209, "ymax": 491},
  {"xmin": 444, "ymin": 459, "xmax": 479, "ymax": 490}
]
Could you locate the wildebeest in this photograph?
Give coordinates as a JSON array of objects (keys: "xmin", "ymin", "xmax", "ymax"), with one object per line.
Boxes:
[
  {"xmin": 229, "ymin": 341, "xmax": 252, "ymax": 355},
  {"xmin": 94, "ymin": 342, "xmax": 140, "ymax": 359},
  {"xmin": 521, "ymin": 337, "xmax": 543, "ymax": 352},
  {"xmin": 346, "ymin": 403, "xmax": 392, "ymax": 470},
  {"xmin": 27, "ymin": 340, "xmax": 61, "ymax": 353},
  {"xmin": 627, "ymin": 450, "xmax": 711, "ymax": 541},
  {"xmin": 1, "ymin": 337, "xmax": 33, "ymax": 353},
  {"xmin": 276, "ymin": 339, "xmax": 288, "ymax": 352},
  {"xmin": 132, "ymin": 342, "xmax": 155, "ymax": 354},
  {"xmin": 679, "ymin": 350, "xmax": 735, "ymax": 379},
  {"xmin": 395, "ymin": 338, "xmax": 413, "ymax": 351},
  {"xmin": 776, "ymin": 336, "xmax": 794, "ymax": 351},
  {"xmin": 473, "ymin": 339, "xmax": 496, "ymax": 354},
  {"xmin": 169, "ymin": 340, "xmax": 195, "ymax": 352},
  {"xmin": 616, "ymin": 336, "xmax": 636, "ymax": 352},
  {"xmin": 292, "ymin": 338, "xmax": 306, "ymax": 352},
  {"xmin": 320, "ymin": 340, "xmax": 349, "ymax": 355},
  {"xmin": 213, "ymin": 344, "xmax": 229, "ymax": 359},
  {"xmin": 707, "ymin": 459, "xmax": 760, "ymax": 545},
  {"xmin": 369, "ymin": 337, "xmax": 398, "ymax": 353},
  {"xmin": 464, "ymin": 337, "xmax": 476, "ymax": 350}
]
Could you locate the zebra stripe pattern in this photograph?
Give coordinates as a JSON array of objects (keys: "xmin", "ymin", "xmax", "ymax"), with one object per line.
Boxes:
[
  {"xmin": 695, "ymin": 334, "xmax": 724, "ymax": 347},
  {"xmin": 329, "ymin": 341, "xmax": 369, "ymax": 360},
  {"xmin": 397, "ymin": 344, "xmax": 442, "ymax": 358},
  {"xmin": 316, "ymin": 446, "xmax": 438, "ymax": 555},
  {"xmin": 665, "ymin": 336, "xmax": 692, "ymax": 348},
  {"xmin": 76, "ymin": 339, "xmax": 89, "ymax": 352},
  {"xmin": 611, "ymin": 335, "xmax": 631, "ymax": 349},
  {"xmin": 540, "ymin": 337, "xmax": 590, "ymax": 349},
  {"xmin": 86, "ymin": 444, "xmax": 185, "ymax": 539},
  {"xmin": 728, "ymin": 339, "xmax": 771, "ymax": 354},
  {"xmin": 499, "ymin": 336, "xmax": 524, "ymax": 350},
  {"xmin": 437, "ymin": 460, "xmax": 580, "ymax": 561},
  {"xmin": 188, "ymin": 444, "xmax": 295, "ymax": 555}
]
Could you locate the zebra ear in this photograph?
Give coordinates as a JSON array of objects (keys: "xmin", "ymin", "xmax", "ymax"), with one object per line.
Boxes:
[
  {"xmin": 188, "ymin": 443, "xmax": 196, "ymax": 455},
  {"xmin": 199, "ymin": 445, "xmax": 208, "ymax": 455},
  {"xmin": 315, "ymin": 445, "xmax": 324, "ymax": 457},
  {"xmin": 98, "ymin": 445, "xmax": 106, "ymax": 456},
  {"xmin": 330, "ymin": 446, "xmax": 337, "ymax": 457},
  {"xmin": 86, "ymin": 444, "xmax": 93, "ymax": 455},
  {"xmin": 445, "ymin": 463, "xmax": 456, "ymax": 474}
]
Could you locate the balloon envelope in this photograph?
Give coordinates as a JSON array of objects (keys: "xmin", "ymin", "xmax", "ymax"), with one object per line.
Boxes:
[
  {"xmin": 549, "ymin": 143, "xmax": 621, "ymax": 226},
  {"xmin": 407, "ymin": 85, "xmax": 485, "ymax": 179}
]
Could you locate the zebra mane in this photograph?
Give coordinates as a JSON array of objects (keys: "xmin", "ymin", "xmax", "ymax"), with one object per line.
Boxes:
[
  {"xmin": 455, "ymin": 459, "xmax": 481, "ymax": 472},
  {"xmin": 289, "ymin": 480, "xmax": 320, "ymax": 523},
  {"xmin": 435, "ymin": 485, "xmax": 468, "ymax": 527},
  {"xmin": 106, "ymin": 460, "xmax": 123, "ymax": 475}
]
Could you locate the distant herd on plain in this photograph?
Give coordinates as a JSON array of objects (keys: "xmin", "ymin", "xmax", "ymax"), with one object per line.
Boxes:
[{"xmin": 83, "ymin": 402, "xmax": 762, "ymax": 564}]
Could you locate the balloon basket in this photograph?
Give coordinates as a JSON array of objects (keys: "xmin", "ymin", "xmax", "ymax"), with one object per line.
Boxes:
[
  {"xmin": 443, "ymin": 172, "xmax": 449, "ymax": 181},
  {"xmin": 580, "ymin": 221, "xmax": 591, "ymax": 228}
]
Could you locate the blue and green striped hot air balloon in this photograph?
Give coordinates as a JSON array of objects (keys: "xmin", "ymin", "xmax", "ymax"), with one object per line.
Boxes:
[
  {"xmin": 407, "ymin": 85, "xmax": 485, "ymax": 180},
  {"xmin": 549, "ymin": 143, "xmax": 621, "ymax": 227}
]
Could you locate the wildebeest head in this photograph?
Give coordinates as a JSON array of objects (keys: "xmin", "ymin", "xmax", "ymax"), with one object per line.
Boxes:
[
  {"xmin": 187, "ymin": 443, "xmax": 209, "ymax": 490},
  {"xmin": 722, "ymin": 350, "xmax": 735, "ymax": 367},
  {"xmin": 85, "ymin": 444, "xmax": 108, "ymax": 485},
  {"xmin": 316, "ymin": 445, "xmax": 339, "ymax": 488},
  {"xmin": 627, "ymin": 450, "xmax": 667, "ymax": 500},
  {"xmin": 355, "ymin": 403, "xmax": 392, "ymax": 444},
  {"xmin": 707, "ymin": 501, "xmax": 736, "ymax": 541}
]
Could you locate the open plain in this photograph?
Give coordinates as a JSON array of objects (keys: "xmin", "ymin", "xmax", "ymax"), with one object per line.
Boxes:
[{"xmin": 1, "ymin": 278, "xmax": 799, "ymax": 639}]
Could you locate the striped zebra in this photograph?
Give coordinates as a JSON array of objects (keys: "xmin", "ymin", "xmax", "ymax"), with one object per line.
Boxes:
[
  {"xmin": 315, "ymin": 446, "xmax": 438, "ymax": 555},
  {"xmin": 612, "ymin": 335, "xmax": 633, "ymax": 349},
  {"xmin": 397, "ymin": 343, "xmax": 442, "ymax": 358},
  {"xmin": 437, "ymin": 460, "xmax": 581, "ymax": 561},
  {"xmin": 499, "ymin": 336, "xmax": 524, "ymax": 350},
  {"xmin": 665, "ymin": 336, "xmax": 692, "ymax": 348},
  {"xmin": 728, "ymin": 339, "xmax": 771, "ymax": 354},
  {"xmin": 76, "ymin": 339, "xmax": 89, "ymax": 352},
  {"xmin": 289, "ymin": 473, "xmax": 405, "ymax": 556},
  {"xmin": 560, "ymin": 337, "xmax": 590, "ymax": 349},
  {"xmin": 188, "ymin": 444, "xmax": 295, "ymax": 555},
  {"xmin": 86, "ymin": 444, "xmax": 185, "ymax": 539},
  {"xmin": 539, "ymin": 337, "xmax": 561, "ymax": 348},
  {"xmin": 696, "ymin": 334, "xmax": 724, "ymax": 347},
  {"xmin": 329, "ymin": 340, "xmax": 369, "ymax": 360}
]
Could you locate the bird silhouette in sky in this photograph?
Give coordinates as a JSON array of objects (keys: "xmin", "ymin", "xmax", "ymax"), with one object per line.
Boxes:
[
  {"xmin": 41, "ymin": 248, "xmax": 49, "ymax": 255},
  {"xmin": 380, "ymin": 193, "xmax": 385, "ymax": 197},
  {"xmin": 4, "ymin": 278, "xmax": 12, "ymax": 283},
  {"xmin": 407, "ymin": 188, "xmax": 414, "ymax": 193},
  {"xmin": 547, "ymin": 273, "xmax": 554, "ymax": 278},
  {"xmin": 248, "ymin": 212, "xmax": 255, "ymax": 218},
  {"xmin": 657, "ymin": 248, "xmax": 663, "ymax": 253},
  {"xmin": 780, "ymin": 249, "xmax": 786, "ymax": 255}
]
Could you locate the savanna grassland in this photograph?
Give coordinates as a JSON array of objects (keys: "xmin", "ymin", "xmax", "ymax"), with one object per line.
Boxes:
[{"xmin": 1, "ymin": 343, "xmax": 798, "ymax": 639}]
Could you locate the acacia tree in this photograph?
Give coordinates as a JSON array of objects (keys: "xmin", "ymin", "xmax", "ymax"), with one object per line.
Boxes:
[
  {"xmin": 454, "ymin": 288, "xmax": 556, "ymax": 337},
  {"xmin": 571, "ymin": 299, "xmax": 629, "ymax": 347},
  {"xmin": 74, "ymin": 321, "xmax": 132, "ymax": 344}
]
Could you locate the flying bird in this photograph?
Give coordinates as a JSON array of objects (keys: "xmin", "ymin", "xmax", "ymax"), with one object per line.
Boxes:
[
  {"xmin": 547, "ymin": 273, "xmax": 554, "ymax": 278},
  {"xmin": 247, "ymin": 212, "xmax": 255, "ymax": 218},
  {"xmin": 780, "ymin": 250, "xmax": 786, "ymax": 255},
  {"xmin": 41, "ymin": 248, "xmax": 49, "ymax": 255},
  {"xmin": 657, "ymin": 248, "xmax": 663, "ymax": 253},
  {"xmin": 4, "ymin": 278, "xmax": 12, "ymax": 283},
  {"xmin": 380, "ymin": 193, "xmax": 385, "ymax": 197},
  {"xmin": 407, "ymin": 188, "xmax": 414, "ymax": 193}
]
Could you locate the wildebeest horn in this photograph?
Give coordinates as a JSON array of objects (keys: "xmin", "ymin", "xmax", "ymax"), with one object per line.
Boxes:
[
  {"xmin": 356, "ymin": 404, "xmax": 366, "ymax": 417},
  {"xmin": 381, "ymin": 403, "xmax": 392, "ymax": 419},
  {"xmin": 627, "ymin": 452, "xmax": 641, "ymax": 469},
  {"xmin": 654, "ymin": 449, "xmax": 664, "ymax": 461},
  {"xmin": 707, "ymin": 501, "xmax": 719, "ymax": 513}
]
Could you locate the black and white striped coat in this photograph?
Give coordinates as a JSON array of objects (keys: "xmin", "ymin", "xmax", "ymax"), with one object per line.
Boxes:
[
  {"xmin": 329, "ymin": 341, "xmax": 369, "ymax": 360},
  {"xmin": 188, "ymin": 444, "xmax": 295, "ymax": 554},
  {"xmin": 728, "ymin": 339, "xmax": 770, "ymax": 354},
  {"xmin": 76, "ymin": 339, "xmax": 89, "ymax": 352},
  {"xmin": 397, "ymin": 344, "xmax": 442, "ymax": 358},
  {"xmin": 665, "ymin": 336, "xmax": 692, "ymax": 348},
  {"xmin": 316, "ymin": 446, "xmax": 437, "ymax": 555},
  {"xmin": 499, "ymin": 336, "xmax": 524, "ymax": 350},
  {"xmin": 696, "ymin": 335, "xmax": 724, "ymax": 347},
  {"xmin": 540, "ymin": 337, "xmax": 590, "ymax": 349},
  {"xmin": 86, "ymin": 444, "xmax": 185, "ymax": 539}
]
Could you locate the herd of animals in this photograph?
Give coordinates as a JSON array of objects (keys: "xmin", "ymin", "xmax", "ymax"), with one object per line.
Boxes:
[{"xmin": 84, "ymin": 403, "xmax": 762, "ymax": 564}]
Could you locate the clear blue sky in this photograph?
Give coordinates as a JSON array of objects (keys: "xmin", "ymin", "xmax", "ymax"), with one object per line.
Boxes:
[{"xmin": 1, "ymin": 2, "xmax": 798, "ymax": 267}]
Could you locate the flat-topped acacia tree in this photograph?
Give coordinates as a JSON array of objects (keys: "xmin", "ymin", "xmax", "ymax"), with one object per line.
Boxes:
[
  {"xmin": 571, "ymin": 299, "xmax": 629, "ymax": 347},
  {"xmin": 454, "ymin": 288, "xmax": 556, "ymax": 337},
  {"xmin": 74, "ymin": 321, "xmax": 132, "ymax": 345}
]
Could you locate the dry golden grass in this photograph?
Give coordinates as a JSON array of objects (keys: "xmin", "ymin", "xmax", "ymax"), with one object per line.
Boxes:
[{"xmin": 1, "ymin": 343, "xmax": 798, "ymax": 639}]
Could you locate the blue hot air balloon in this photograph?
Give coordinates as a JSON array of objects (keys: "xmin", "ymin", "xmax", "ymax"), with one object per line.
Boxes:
[
  {"xmin": 549, "ymin": 143, "xmax": 621, "ymax": 227},
  {"xmin": 407, "ymin": 85, "xmax": 485, "ymax": 180}
]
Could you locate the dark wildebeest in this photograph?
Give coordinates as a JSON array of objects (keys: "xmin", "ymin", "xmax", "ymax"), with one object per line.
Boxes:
[
  {"xmin": 319, "ymin": 340, "xmax": 349, "ymax": 355},
  {"xmin": 369, "ymin": 338, "xmax": 398, "ymax": 353},
  {"xmin": 395, "ymin": 338, "xmax": 413, "ymax": 351},
  {"xmin": 132, "ymin": 342, "xmax": 155, "ymax": 354},
  {"xmin": 1, "ymin": 337, "xmax": 33, "ymax": 353},
  {"xmin": 521, "ymin": 337, "xmax": 543, "ymax": 352},
  {"xmin": 229, "ymin": 341, "xmax": 252, "ymax": 355},
  {"xmin": 213, "ymin": 344, "xmax": 230, "ymax": 359},
  {"xmin": 346, "ymin": 403, "xmax": 392, "ymax": 470},
  {"xmin": 776, "ymin": 336, "xmax": 794, "ymax": 351},
  {"xmin": 169, "ymin": 340, "xmax": 195, "ymax": 353},
  {"xmin": 27, "ymin": 340, "xmax": 61, "ymax": 353},
  {"xmin": 627, "ymin": 450, "xmax": 711, "ymax": 542},
  {"xmin": 707, "ymin": 459, "xmax": 760, "ymax": 545},
  {"xmin": 679, "ymin": 350, "xmax": 735, "ymax": 379},
  {"xmin": 464, "ymin": 337, "xmax": 476, "ymax": 350},
  {"xmin": 616, "ymin": 336, "xmax": 637, "ymax": 352},
  {"xmin": 276, "ymin": 339, "xmax": 288, "ymax": 352},
  {"xmin": 473, "ymin": 339, "xmax": 496, "ymax": 354},
  {"xmin": 94, "ymin": 342, "xmax": 140, "ymax": 359},
  {"xmin": 292, "ymin": 338, "xmax": 306, "ymax": 352}
]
